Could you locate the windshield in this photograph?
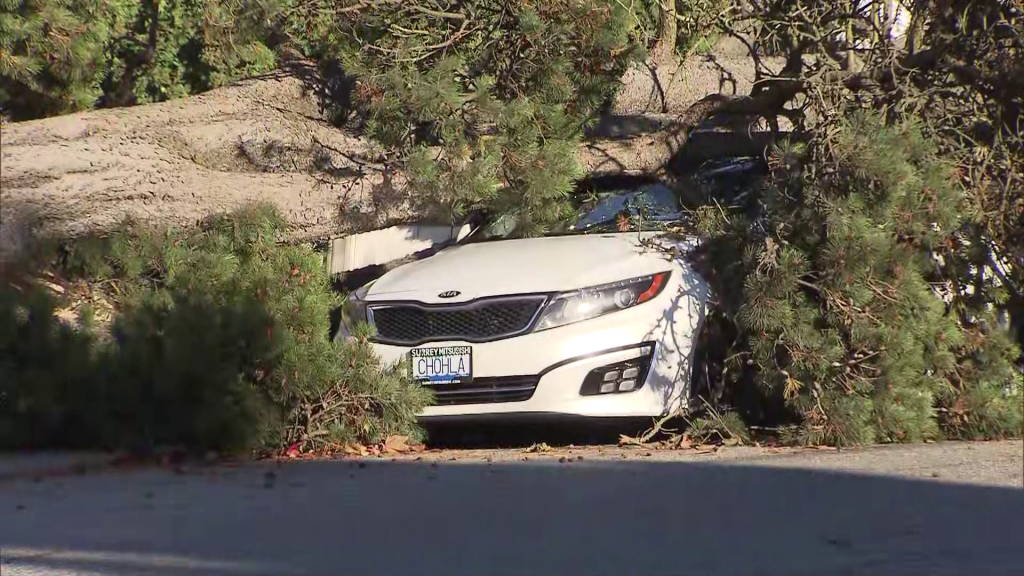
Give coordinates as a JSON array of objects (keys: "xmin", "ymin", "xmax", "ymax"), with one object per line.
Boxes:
[
  {"xmin": 465, "ymin": 183, "xmax": 685, "ymax": 242},
  {"xmin": 564, "ymin": 183, "xmax": 684, "ymax": 234}
]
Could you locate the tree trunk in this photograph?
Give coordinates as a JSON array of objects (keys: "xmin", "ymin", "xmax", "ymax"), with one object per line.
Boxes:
[
  {"xmin": 1, "ymin": 72, "xmax": 389, "ymax": 246},
  {"xmin": 1, "ymin": 63, "xmax": 784, "ymax": 251},
  {"xmin": 651, "ymin": 1, "xmax": 679, "ymax": 67}
]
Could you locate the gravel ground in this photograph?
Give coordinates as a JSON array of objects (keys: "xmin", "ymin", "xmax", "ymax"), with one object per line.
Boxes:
[{"xmin": 1, "ymin": 441, "xmax": 1021, "ymax": 576}]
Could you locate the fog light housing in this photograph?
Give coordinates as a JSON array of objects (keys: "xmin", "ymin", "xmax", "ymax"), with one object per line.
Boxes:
[{"xmin": 579, "ymin": 343, "xmax": 655, "ymax": 396}]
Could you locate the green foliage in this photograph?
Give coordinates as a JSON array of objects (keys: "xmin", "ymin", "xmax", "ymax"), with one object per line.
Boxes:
[
  {"xmin": 0, "ymin": 284, "xmax": 103, "ymax": 448},
  {"xmin": 97, "ymin": 294, "xmax": 284, "ymax": 453},
  {"xmin": 908, "ymin": 1, "xmax": 1024, "ymax": 362},
  {"xmin": 0, "ymin": 0, "xmax": 286, "ymax": 119},
  {"xmin": 2, "ymin": 205, "xmax": 431, "ymax": 453},
  {"xmin": 686, "ymin": 401, "xmax": 750, "ymax": 445},
  {"xmin": 672, "ymin": 0, "xmax": 729, "ymax": 55},
  {"xmin": 937, "ymin": 321, "xmax": 1024, "ymax": 440},
  {"xmin": 0, "ymin": 0, "xmax": 115, "ymax": 118},
  {"xmin": 629, "ymin": 0, "xmax": 729, "ymax": 56},
  {"xmin": 323, "ymin": 0, "xmax": 647, "ymax": 235},
  {"xmin": 697, "ymin": 113, "xmax": 1022, "ymax": 446}
]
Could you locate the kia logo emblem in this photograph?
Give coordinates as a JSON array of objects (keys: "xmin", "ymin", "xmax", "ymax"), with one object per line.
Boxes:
[{"xmin": 438, "ymin": 290, "xmax": 461, "ymax": 298}]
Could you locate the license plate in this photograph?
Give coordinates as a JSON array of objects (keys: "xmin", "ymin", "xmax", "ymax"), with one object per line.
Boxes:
[{"xmin": 410, "ymin": 346, "xmax": 472, "ymax": 384}]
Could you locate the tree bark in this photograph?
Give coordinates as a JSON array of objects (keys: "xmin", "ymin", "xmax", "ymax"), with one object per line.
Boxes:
[
  {"xmin": 1, "ymin": 60, "xmax": 788, "ymax": 249},
  {"xmin": 652, "ymin": 1, "xmax": 679, "ymax": 66},
  {"xmin": 1, "ymin": 72, "xmax": 389, "ymax": 246}
]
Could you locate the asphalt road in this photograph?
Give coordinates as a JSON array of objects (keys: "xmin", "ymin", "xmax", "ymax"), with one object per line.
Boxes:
[{"xmin": 2, "ymin": 441, "xmax": 1022, "ymax": 576}]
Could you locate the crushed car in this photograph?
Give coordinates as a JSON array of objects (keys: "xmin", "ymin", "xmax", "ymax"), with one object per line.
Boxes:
[{"xmin": 336, "ymin": 160, "xmax": 763, "ymax": 422}]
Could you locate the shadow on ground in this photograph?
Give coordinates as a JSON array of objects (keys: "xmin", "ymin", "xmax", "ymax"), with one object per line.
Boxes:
[
  {"xmin": 2, "ymin": 456, "xmax": 1021, "ymax": 576},
  {"xmin": 422, "ymin": 418, "xmax": 655, "ymax": 448}
]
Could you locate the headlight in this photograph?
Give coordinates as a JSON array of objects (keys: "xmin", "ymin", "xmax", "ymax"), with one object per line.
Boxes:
[
  {"xmin": 338, "ymin": 282, "xmax": 374, "ymax": 338},
  {"xmin": 534, "ymin": 272, "xmax": 670, "ymax": 331}
]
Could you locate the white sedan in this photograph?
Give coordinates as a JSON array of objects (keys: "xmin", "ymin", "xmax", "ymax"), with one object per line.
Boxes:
[{"xmin": 340, "ymin": 183, "xmax": 711, "ymax": 421}]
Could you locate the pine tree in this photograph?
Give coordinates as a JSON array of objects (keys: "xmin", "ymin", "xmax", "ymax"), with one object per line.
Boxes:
[
  {"xmin": 0, "ymin": 0, "xmax": 117, "ymax": 118},
  {"xmin": 102, "ymin": 0, "xmax": 286, "ymax": 106},
  {"xmin": 1, "ymin": 0, "xmax": 287, "ymax": 119},
  {"xmin": 313, "ymin": 0, "xmax": 647, "ymax": 234},
  {"xmin": 696, "ymin": 113, "xmax": 1022, "ymax": 445},
  {"xmin": 23, "ymin": 205, "xmax": 434, "ymax": 452}
]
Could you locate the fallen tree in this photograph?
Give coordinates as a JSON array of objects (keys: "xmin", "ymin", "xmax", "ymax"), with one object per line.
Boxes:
[
  {"xmin": 0, "ymin": 69, "xmax": 384, "ymax": 247},
  {"xmin": 1, "ymin": 73, "xmax": 775, "ymax": 253},
  {"xmin": 1, "ymin": 0, "xmax": 784, "ymax": 255},
  {"xmin": 3, "ymin": 0, "xmax": 1020, "ymax": 448}
]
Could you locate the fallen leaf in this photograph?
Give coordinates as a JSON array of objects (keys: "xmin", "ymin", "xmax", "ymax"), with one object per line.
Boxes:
[
  {"xmin": 342, "ymin": 443, "xmax": 369, "ymax": 457},
  {"xmin": 283, "ymin": 443, "xmax": 301, "ymax": 459},
  {"xmin": 722, "ymin": 437, "xmax": 741, "ymax": 447},
  {"xmin": 383, "ymin": 435, "xmax": 413, "ymax": 454},
  {"xmin": 523, "ymin": 442, "xmax": 552, "ymax": 453}
]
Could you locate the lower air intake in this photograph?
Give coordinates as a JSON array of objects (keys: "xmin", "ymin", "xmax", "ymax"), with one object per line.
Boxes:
[{"xmin": 430, "ymin": 376, "xmax": 539, "ymax": 406}]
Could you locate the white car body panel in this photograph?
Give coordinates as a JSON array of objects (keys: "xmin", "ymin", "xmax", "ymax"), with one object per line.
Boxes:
[
  {"xmin": 363, "ymin": 232, "xmax": 710, "ymax": 420},
  {"xmin": 368, "ymin": 234, "xmax": 678, "ymax": 302}
]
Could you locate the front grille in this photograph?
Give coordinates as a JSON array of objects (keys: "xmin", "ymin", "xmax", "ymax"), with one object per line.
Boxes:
[
  {"xmin": 430, "ymin": 376, "xmax": 539, "ymax": 405},
  {"xmin": 369, "ymin": 296, "xmax": 546, "ymax": 345}
]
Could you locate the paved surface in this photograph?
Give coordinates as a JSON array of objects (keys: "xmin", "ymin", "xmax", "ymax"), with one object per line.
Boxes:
[
  {"xmin": 0, "ymin": 453, "xmax": 114, "ymax": 483},
  {"xmin": 2, "ymin": 441, "xmax": 1022, "ymax": 576}
]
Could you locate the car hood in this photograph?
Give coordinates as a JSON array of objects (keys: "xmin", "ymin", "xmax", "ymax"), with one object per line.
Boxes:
[{"xmin": 364, "ymin": 233, "xmax": 690, "ymax": 303}]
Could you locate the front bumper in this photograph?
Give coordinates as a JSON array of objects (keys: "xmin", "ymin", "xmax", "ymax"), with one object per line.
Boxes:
[{"xmin": 370, "ymin": 271, "xmax": 706, "ymax": 419}]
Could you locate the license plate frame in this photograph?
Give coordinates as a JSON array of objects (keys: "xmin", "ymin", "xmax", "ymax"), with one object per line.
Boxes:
[{"xmin": 410, "ymin": 346, "xmax": 473, "ymax": 385}]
